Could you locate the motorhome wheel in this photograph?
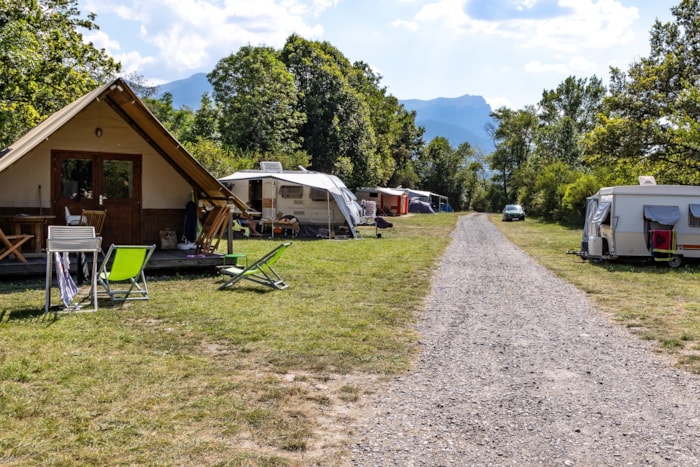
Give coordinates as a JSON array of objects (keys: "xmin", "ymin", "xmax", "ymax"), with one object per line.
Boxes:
[{"xmin": 668, "ymin": 255, "xmax": 683, "ymax": 268}]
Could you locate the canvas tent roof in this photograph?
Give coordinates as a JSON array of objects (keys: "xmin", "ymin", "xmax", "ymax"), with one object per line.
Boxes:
[
  {"xmin": 0, "ymin": 78, "xmax": 248, "ymax": 213},
  {"xmin": 357, "ymin": 186, "xmax": 406, "ymax": 197},
  {"xmin": 403, "ymin": 188, "xmax": 432, "ymax": 199},
  {"xmin": 220, "ymin": 170, "xmax": 360, "ymax": 237}
]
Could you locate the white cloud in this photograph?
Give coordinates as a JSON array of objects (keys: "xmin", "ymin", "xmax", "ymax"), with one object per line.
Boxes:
[
  {"xmin": 415, "ymin": 0, "xmax": 497, "ymax": 35},
  {"xmin": 83, "ymin": 0, "xmax": 331, "ymax": 75},
  {"xmin": 392, "ymin": 19, "xmax": 419, "ymax": 31},
  {"xmin": 412, "ymin": 0, "xmax": 639, "ymax": 52},
  {"xmin": 524, "ymin": 56, "xmax": 598, "ymax": 75},
  {"xmin": 83, "ymin": 29, "xmax": 121, "ymax": 52},
  {"xmin": 116, "ymin": 51, "xmax": 157, "ymax": 75},
  {"xmin": 484, "ymin": 95, "xmax": 513, "ymax": 110}
]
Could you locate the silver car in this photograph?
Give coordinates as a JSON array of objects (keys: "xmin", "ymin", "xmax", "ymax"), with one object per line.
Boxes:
[{"xmin": 502, "ymin": 204, "xmax": 525, "ymax": 221}]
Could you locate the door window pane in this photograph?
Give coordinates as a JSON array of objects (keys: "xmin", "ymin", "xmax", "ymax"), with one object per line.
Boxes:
[
  {"xmin": 104, "ymin": 160, "xmax": 133, "ymax": 199},
  {"xmin": 61, "ymin": 159, "xmax": 93, "ymax": 199}
]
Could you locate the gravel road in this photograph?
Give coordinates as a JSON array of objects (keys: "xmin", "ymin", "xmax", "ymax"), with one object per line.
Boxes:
[{"xmin": 350, "ymin": 213, "xmax": 700, "ymax": 466}]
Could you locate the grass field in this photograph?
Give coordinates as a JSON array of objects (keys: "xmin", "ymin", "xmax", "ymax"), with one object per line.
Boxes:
[
  {"xmin": 0, "ymin": 214, "xmax": 456, "ymax": 465},
  {"xmin": 1, "ymin": 212, "xmax": 699, "ymax": 465}
]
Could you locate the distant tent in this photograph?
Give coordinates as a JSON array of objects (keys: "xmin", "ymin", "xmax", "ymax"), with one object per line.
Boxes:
[
  {"xmin": 402, "ymin": 188, "xmax": 448, "ymax": 212},
  {"xmin": 408, "ymin": 199, "xmax": 435, "ymax": 213}
]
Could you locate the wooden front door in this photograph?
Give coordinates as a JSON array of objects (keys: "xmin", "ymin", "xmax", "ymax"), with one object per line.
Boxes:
[{"xmin": 52, "ymin": 150, "xmax": 142, "ymax": 246}]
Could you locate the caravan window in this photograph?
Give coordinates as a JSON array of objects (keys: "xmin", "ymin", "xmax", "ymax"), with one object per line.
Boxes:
[
  {"xmin": 690, "ymin": 204, "xmax": 700, "ymax": 227},
  {"xmin": 643, "ymin": 205, "xmax": 680, "ymax": 227},
  {"xmin": 279, "ymin": 185, "xmax": 303, "ymax": 199},
  {"xmin": 309, "ymin": 188, "xmax": 328, "ymax": 201}
]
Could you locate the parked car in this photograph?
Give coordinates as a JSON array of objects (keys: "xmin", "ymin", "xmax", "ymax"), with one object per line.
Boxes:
[{"xmin": 502, "ymin": 204, "xmax": 525, "ymax": 221}]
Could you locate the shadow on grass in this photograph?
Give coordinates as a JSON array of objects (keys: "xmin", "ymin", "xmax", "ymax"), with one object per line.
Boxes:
[
  {"xmin": 0, "ymin": 306, "xmax": 58, "ymax": 324},
  {"xmin": 583, "ymin": 256, "xmax": 700, "ymax": 274}
]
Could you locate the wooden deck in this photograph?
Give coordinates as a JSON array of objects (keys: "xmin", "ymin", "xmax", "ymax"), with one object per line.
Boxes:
[{"xmin": 0, "ymin": 249, "xmax": 227, "ymax": 279}]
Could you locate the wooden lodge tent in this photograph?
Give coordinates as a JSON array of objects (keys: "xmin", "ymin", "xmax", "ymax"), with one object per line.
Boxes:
[{"xmin": 0, "ymin": 78, "xmax": 248, "ymax": 250}]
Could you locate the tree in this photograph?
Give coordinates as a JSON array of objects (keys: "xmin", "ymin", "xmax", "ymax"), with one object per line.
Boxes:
[
  {"xmin": 142, "ymin": 92, "xmax": 194, "ymax": 143},
  {"xmin": 0, "ymin": 0, "xmax": 120, "ymax": 146},
  {"xmin": 584, "ymin": 0, "xmax": 700, "ymax": 184},
  {"xmin": 349, "ymin": 62, "xmax": 424, "ymax": 186},
  {"xmin": 208, "ymin": 45, "xmax": 305, "ymax": 156},
  {"xmin": 486, "ymin": 106, "xmax": 538, "ymax": 203},
  {"xmin": 417, "ymin": 138, "xmax": 476, "ymax": 210},
  {"xmin": 280, "ymin": 35, "xmax": 378, "ymax": 188},
  {"xmin": 537, "ymin": 76, "xmax": 605, "ymax": 167},
  {"xmin": 188, "ymin": 93, "xmax": 220, "ymax": 143}
]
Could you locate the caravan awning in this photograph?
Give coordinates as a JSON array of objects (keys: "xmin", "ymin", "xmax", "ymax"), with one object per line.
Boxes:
[
  {"xmin": 592, "ymin": 202, "xmax": 611, "ymax": 226},
  {"xmin": 643, "ymin": 205, "xmax": 680, "ymax": 226},
  {"xmin": 376, "ymin": 187, "xmax": 405, "ymax": 197},
  {"xmin": 690, "ymin": 204, "xmax": 700, "ymax": 218}
]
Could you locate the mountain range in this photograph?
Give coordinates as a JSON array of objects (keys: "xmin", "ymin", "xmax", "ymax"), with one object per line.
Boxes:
[{"xmin": 155, "ymin": 73, "xmax": 495, "ymax": 153}]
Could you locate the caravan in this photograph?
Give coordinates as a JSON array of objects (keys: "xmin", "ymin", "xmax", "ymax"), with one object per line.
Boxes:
[
  {"xmin": 219, "ymin": 162, "xmax": 362, "ymax": 238},
  {"xmin": 578, "ymin": 177, "xmax": 700, "ymax": 267}
]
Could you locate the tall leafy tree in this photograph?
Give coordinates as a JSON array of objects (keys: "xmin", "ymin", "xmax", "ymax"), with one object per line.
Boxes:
[
  {"xmin": 417, "ymin": 137, "xmax": 475, "ymax": 210},
  {"xmin": 537, "ymin": 76, "xmax": 605, "ymax": 167},
  {"xmin": 349, "ymin": 62, "xmax": 424, "ymax": 186},
  {"xmin": 0, "ymin": 0, "xmax": 120, "ymax": 146},
  {"xmin": 143, "ymin": 92, "xmax": 195, "ymax": 142},
  {"xmin": 208, "ymin": 45, "xmax": 305, "ymax": 156},
  {"xmin": 486, "ymin": 106, "xmax": 538, "ymax": 202},
  {"xmin": 584, "ymin": 0, "xmax": 700, "ymax": 183},
  {"xmin": 280, "ymin": 35, "xmax": 378, "ymax": 188},
  {"xmin": 188, "ymin": 93, "xmax": 220, "ymax": 143}
]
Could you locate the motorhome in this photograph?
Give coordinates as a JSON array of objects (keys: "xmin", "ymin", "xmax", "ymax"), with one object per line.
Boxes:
[
  {"xmin": 579, "ymin": 177, "xmax": 700, "ymax": 267},
  {"xmin": 219, "ymin": 162, "xmax": 362, "ymax": 238}
]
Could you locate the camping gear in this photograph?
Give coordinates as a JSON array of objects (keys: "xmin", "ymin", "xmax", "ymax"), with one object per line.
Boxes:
[
  {"xmin": 45, "ymin": 226, "xmax": 102, "ymax": 312},
  {"xmin": 195, "ymin": 205, "xmax": 229, "ymax": 255},
  {"xmin": 54, "ymin": 252, "xmax": 79, "ymax": 308},
  {"xmin": 183, "ymin": 200, "xmax": 198, "ymax": 243},
  {"xmin": 97, "ymin": 244, "xmax": 155, "ymax": 302},
  {"xmin": 0, "ymin": 228, "xmax": 32, "ymax": 263},
  {"xmin": 408, "ymin": 199, "xmax": 435, "ymax": 213},
  {"xmin": 80, "ymin": 210, "xmax": 107, "ymax": 236},
  {"xmin": 218, "ymin": 242, "xmax": 292, "ymax": 290}
]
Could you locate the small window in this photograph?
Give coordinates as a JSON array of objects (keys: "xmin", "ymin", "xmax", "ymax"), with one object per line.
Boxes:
[
  {"xmin": 309, "ymin": 188, "xmax": 328, "ymax": 201},
  {"xmin": 689, "ymin": 204, "xmax": 700, "ymax": 227},
  {"xmin": 279, "ymin": 185, "xmax": 303, "ymax": 199}
]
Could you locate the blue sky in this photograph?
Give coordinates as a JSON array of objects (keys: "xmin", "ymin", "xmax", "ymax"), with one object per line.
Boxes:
[{"xmin": 79, "ymin": 0, "xmax": 675, "ymax": 109}]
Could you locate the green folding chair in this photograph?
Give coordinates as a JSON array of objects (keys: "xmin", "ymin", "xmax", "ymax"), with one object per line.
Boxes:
[
  {"xmin": 97, "ymin": 244, "xmax": 156, "ymax": 302},
  {"xmin": 218, "ymin": 242, "xmax": 292, "ymax": 290}
]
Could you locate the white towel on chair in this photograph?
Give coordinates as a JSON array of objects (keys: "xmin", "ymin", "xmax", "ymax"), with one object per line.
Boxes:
[{"xmin": 55, "ymin": 252, "xmax": 78, "ymax": 307}]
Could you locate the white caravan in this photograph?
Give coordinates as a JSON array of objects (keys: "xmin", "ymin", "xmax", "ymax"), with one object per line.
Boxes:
[
  {"xmin": 219, "ymin": 162, "xmax": 361, "ymax": 238},
  {"xmin": 579, "ymin": 177, "xmax": 700, "ymax": 267}
]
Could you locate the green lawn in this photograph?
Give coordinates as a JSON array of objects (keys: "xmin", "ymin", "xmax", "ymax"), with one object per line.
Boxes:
[
  {"xmin": 1, "ymin": 212, "xmax": 699, "ymax": 465},
  {"xmin": 0, "ymin": 214, "xmax": 455, "ymax": 465}
]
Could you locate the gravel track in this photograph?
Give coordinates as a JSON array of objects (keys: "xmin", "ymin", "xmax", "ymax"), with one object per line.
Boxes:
[{"xmin": 350, "ymin": 213, "xmax": 700, "ymax": 466}]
